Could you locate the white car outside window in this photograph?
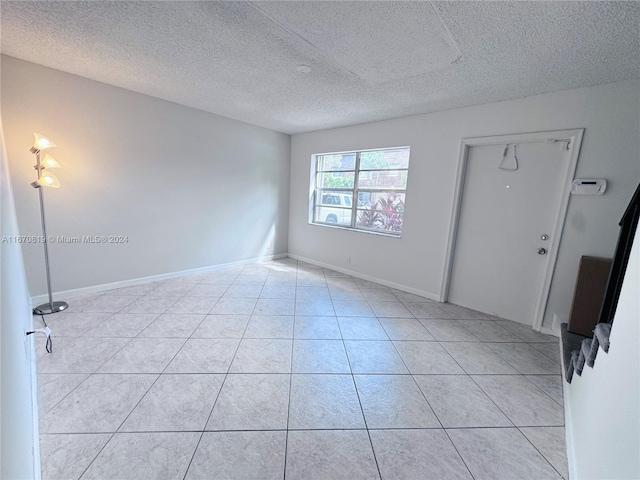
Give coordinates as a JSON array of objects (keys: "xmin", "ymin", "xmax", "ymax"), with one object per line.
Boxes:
[{"xmin": 319, "ymin": 193, "xmax": 352, "ymax": 224}]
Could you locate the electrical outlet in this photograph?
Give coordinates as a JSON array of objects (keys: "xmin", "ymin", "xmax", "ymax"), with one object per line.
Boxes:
[{"xmin": 346, "ymin": 256, "xmax": 351, "ymax": 264}]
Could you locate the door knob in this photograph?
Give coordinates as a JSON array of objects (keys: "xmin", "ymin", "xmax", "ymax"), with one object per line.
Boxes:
[
  {"xmin": 537, "ymin": 248, "xmax": 547, "ymax": 255},
  {"xmin": 540, "ymin": 234, "xmax": 549, "ymax": 241}
]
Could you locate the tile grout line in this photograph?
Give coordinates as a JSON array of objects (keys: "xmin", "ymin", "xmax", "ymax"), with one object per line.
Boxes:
[
  {"xmin": 46, "ymin": 335, "xmax": 138, "ymax": 404},
  {"xmin": 516, "ymin": 426, "xmax": 568, "ymax": 479},
  {"xmin": 520, "ymin": 373, "xmax": 566, "ymax": 409},
  {"xmin": 205, "ymin": 279, "xmax": 234, "ymax": 315},
  {"xmin": 100, "ymin": 342, "xmax": 193, "ymax": 444},
  {"xmin": 467, "ymin": 374, "xmax": 532, "ymax": 430},
  {"xmin": 282, "ymin": 258, "xmax": 299, "ymax": 480},
  {"xmin": 181, "ymin": 265, "xmax": 256, "ymax": 480},
  {"xmin": 40, "ymin": 424, "xmax": 567, "ymax": 436},
  {"xmin": 76, "ymin": 433, "xmax": 117, "ymax": 479},
  {"xmin": 72, "ymin": 292, "xmax": 175, "ymax": 480},
  {"xmin": 334, "ymin": 282, "xmax": 398, "ymax": 478},
  {"xmin": 433, "ymin": 339, "xmax": 523, "ymax": 431},
  {"xmin": 38, "ymin": 373, "xmax": 92, "ymax": 418},
  {"xmin": 338, "ymin": 313, "xmax": 383, "ymax": 480},
  {"xmin": 441, "ymin": 428, "xmax": 478, "ymax": 480}
]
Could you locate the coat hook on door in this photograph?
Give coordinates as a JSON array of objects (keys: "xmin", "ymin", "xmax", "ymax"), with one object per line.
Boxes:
[{"xmin": 499, "ymin": 144, "xmax": 519, "ymax": 171}]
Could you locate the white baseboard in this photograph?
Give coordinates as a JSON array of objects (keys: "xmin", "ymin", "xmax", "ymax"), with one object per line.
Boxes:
[
  {"xmin": 30, "ymin": 253, "xmax": 288, "ymax": 304},
  {"xmin": 288, "ymin": 253, "xmax": 440, "ymax": 301},
  {"xmin": 539, "ymin": 325, "xmax": 559, "ymax": 338},
  {"xmin": 34, "ymin": 251, "xmax": 557, "ymax": 335}
]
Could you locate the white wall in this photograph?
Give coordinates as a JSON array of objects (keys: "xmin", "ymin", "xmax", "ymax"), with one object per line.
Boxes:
[
  {"xmin": 1, "ymin": 56, "xmax": 291, "ymax": 296},
  {"xmin": 289, "ymin": 80, "xmax": 640, "ymax": 327},
  {"xmin": 1, "ymin": 121, "xmax": 40, "ymax": 478},
  {"xmin": 564, "ymin": 229, "xmax": 640, "ymax": 479}
]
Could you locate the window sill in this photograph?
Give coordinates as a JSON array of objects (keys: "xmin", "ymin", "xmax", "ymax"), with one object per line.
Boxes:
[{"xmin": 309, "ymin": 221, "xmax": 402, "ymax": 238}]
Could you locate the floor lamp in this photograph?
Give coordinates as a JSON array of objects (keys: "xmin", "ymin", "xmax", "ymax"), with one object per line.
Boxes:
[{"xmin": 30, "ymin": 133, "xmax": 68, "ymax": 315}]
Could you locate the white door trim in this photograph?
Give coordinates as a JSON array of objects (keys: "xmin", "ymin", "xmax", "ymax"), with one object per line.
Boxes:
[{"xmin": 440, "ymin": 129, "xmax": 584, "ymax": 331}]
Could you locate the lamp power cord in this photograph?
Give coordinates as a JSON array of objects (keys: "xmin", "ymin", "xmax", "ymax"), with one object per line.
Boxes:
[{"xmin": 26, "ymin": 313, "xmax": 53, "ymax": 353}]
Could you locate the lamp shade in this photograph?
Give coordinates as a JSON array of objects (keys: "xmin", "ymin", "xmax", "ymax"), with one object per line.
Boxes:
[
  {"xmin": 37, "ymin": 170, "xmax": 61, "ymax": 188},
  {"xmin": 42, "ymin": 153, "xmax": 62, "ymax": 168},
  {"xmin": 32, "ymin": 133, "xmax": 57, "ymax": 151}
]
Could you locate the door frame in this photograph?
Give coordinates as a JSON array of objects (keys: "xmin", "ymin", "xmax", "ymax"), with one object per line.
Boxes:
[{"xmin": 440, "ymin": 129, "xmax": 584, "ymax": 331}]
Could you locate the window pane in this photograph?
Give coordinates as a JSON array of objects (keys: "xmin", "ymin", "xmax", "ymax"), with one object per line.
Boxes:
[
  {"xmin": 318, "ymin": 191, "xmax": 353, "ymax": 207},
  {"xmin": 356, "ymin": 192, "xmax": 405, "ymax": 233},
  {"xmin": 357, "ymin": 192, "xmax": 406, "ymax": 211},
  {"xmin": 357, "ymin": 170, "xmax": 407, "ymax": 189},
  {"xmin": 315, "ymin": 207, "xmax": 352, "ymax": 226},
  {"xmin": 317, "ymin": 153, "xmax": 356, "ymax": 172},
  {"xmin": 317, "ymin": 171, "xmax": 355, "ymax": 189},
  {"xmin": 356, "ymin": 210, "xmax": 404, "ymax": 233},
  {"xmin": 360, "ymin": 149, "xmax": 410, "ymax": 170}
]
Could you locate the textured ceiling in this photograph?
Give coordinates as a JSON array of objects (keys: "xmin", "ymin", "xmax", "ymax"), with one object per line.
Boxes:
[{"xmin": 1, "ymin": 1, "xmax": 638, "ymax": 134}]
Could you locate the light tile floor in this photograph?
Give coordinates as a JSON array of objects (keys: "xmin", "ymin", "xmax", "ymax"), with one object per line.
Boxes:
[{"xmin": 35, "ymin": 258, "xmax": 568, "ymax": 479}]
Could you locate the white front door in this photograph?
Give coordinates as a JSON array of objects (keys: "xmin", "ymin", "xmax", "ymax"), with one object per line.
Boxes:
[{"xmin": 448, "ymin": 138, "xmax": 573, "ymax": 325}]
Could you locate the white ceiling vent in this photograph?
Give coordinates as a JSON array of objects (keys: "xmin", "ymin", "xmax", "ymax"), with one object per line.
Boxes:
[{"xmin": 252, "ymin": 1, "xmax": 460, "ymax": 85}]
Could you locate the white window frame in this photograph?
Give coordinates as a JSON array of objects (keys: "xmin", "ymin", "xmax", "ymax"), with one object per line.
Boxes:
[{"xmin": 309, "ymin": 146, "xmax": 410, "ymax": 237}]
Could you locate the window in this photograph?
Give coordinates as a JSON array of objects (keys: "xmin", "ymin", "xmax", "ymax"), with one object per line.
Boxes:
[{"xmin": 311, "ymin": 147, "xmax": 410, "ymax": 235}]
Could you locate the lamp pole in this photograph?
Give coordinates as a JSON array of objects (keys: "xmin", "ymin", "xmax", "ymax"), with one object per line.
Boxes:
[{"xmin": 30, "ymin": 138, "xmax": 68, "ymax": 315}]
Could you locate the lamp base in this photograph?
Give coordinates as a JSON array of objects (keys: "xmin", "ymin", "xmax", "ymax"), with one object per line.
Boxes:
[{"xmin": 33, "ymin": 301, "xmax": 69, "ymax": 315}]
